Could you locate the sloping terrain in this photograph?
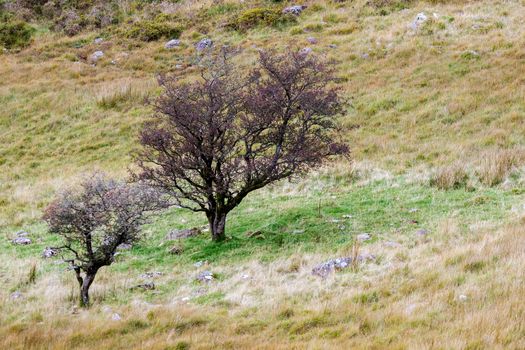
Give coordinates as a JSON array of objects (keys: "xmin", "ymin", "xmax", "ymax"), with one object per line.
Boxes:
[{"xmin": 2, "ymin": 0, "xmax": 525, "ymax": 348}]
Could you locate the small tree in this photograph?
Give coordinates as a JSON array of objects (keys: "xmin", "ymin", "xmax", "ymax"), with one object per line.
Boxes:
[
  {"xmin": 43, "ymin": 174, "xmax": 166, "ymax": 307},
  {"xmin": 136, "ymin": 49, "xmax": 348, "ymax": 242}
]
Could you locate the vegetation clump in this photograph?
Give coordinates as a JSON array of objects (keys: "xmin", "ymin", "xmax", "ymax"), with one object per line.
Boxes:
[
  {"xmin": 123, "ymin": 18, "xmax": 183, "ymax": 41},
  {"xmin": 0, "ymin": 15, "xmax": 34, "ymax": 49},
  {"xmin": 228, "ymin": 7, "xmax": 296, "ymax": 31}
]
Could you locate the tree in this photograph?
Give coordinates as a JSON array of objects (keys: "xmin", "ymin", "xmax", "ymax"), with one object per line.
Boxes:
[
  {"xmin": 43, "ymin": 174, "xmax": 167, "ymax": 307},
  {"xmin": 136, "ymin": 49, "xmax": 349, "ymax": 242}
]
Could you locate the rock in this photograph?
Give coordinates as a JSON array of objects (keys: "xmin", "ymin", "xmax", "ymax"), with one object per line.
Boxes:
[
  {"xmin": 299, "ymin": 47, "xmax": 312, "ymax": 55},
  {"xmin": 101, "ymin": 306, "xmax": 112, "ymax": 314},
  {"xmin": 94, "ymin": 37, "xmax": 103, "ymax": 44},
  {"xmin": 175, "ymin": 64, "xmax": 183, "ymax": 70},
  {"xmin": 241, "ymin": 274, "xmax": 250, "ymax": 280},
  {"xmin": 409, "ymin": 208, "xmax": 419, "ymax": 213},
  {"xmin": 140, "ymin": 271, "xmax": 163, "ymax": 279},
  {"xmin": 292, "ymin": 229, "xmax": 305, "ymax": 235},
  {"xmin": 89, "ymin": 50, "xmax": 104, "ymax": 64},
  {"xmin": 416, "ymin": 229, "xmax": 429, "ymax": 236},
  {"xmin": 117, "ymin": 243, "xmax": 132, "ymax": 250},
  {"xmin": 384, "ymin": 241, "xmax": 401, "ymax": 248},
  {"xmin": 307, "ymin": 37, "xmax": 317, "ymax": 44},
  {"xmin": 10, "ymin": 291, "xmax": 23, "ymax": 300},
  {"xmin": 195, "ymin": 38, "xmax": 213, "ymax": 51},
  {"xmin": 312, "ymin": 255, "xmax": 375, "ymax": 277},
  {"xmin": 135, "ymin": 282, "xmax": 155, "ymax": 290},
  {"xmin": 410, "ymin": 12, "xmax": 428, "ymax": 30},
  {"xmin": 196, "ymin": 270, "xmax": 214, "ymax": 282},
  {"xmin": 181, "ymin": 296, "xmax": 191, "ymax": 302},
  {"xmin": 16, "ymin": 231, "xmax": 29, "ymax": 237},
  {"xmin": 166, "ymin": 227, "xmax": 201, "ymax": 240},
  {"xmin": 165, "ymin": 39, "xmax": 181, "ymax": 49},
  {"xmin": 12, "ymin": 237, "xmax": 31, "ymax": 245},
  {"xmin": 283, "ymin": 5, "xmax": 307, "ymax": 15},
  {"xmin": 458, "ymin": 294, "xmax": 468, "ymax": 302},
  {"xmin": 193, "ymin": 261, "xmax": 206, "ymax": 268},
  {"xmin": 42, "ymin": 247, "xmax": 59, "ymax": 258},
  {"xmin": 111, "ymin": 313, "xmax": 121, "ymax": 321},
  {"xmin": 329, "ymin": 44, "xmax": 337, "ymax": 49},
  {"xmin": 357, "ymin": 233, "xmax": 371, "ymax": 241},
  {"xmin": 361, "ymin": 53, "xmax": 370, "ymax": 59},
  {"xmin": 168, "ymin": 245, "xmax": 184, "ymax": 255}
]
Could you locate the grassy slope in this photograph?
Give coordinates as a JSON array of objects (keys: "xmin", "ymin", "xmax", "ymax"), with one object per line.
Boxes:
[{"xmin": 2, "ymin": 0, "xmax": 525, "ymax": 348}]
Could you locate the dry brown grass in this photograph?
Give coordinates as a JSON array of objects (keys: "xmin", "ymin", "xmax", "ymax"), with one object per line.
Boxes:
[{"xmin": 2, "ymin": 217, "xmax": 525, "ymax": 349}]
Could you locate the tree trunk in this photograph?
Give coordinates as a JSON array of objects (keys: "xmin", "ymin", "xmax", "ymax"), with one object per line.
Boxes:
[
  {"xmin": 208, "ymin": 211, "xmax": 227, "ymax": 242},
  {"xmin": 79, "ymin": 272, "xmax": 97, "ymax": 307}
]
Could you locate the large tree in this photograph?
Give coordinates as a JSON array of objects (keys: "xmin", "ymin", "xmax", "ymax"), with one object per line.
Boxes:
[
  {"xmin": 136, "ymin": 49, "xmax": 348, "ymax": 242},
  {"xmin": 43, "ymin": 174, "xmax": 166, "ymax": 307}
]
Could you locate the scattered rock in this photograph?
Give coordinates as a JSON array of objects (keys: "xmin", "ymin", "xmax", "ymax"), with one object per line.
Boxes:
[
  {"xmin": 307, "ymin": 37, "xmax": 317, "ymax": 44},
  {"xmin": 409, "ymin": 12, "xmax": 428, "ymax": 30},
  {"xmin": 101, "ymin": 306, "xmax": 112, "ymax": 314},
  {"xmin": 312, "ymin": 255, "xmax": 375, "ymax": 277},
  {"xmin": 458, "ymin": 294, "xmax": 468, "ymax": 302},
  {"xmin": 117, "ymin": 243, "xmax": 132, "ymax": 250},
  {"xmin": 329, "ymin": 44, "xmax": 337, "ymax": 49},
  {"xmin": 94, "ymin": 37, "xmax": 103, "ymax": 44},
  {"xmin": 168, "ymin": 245, "xmax": 184, "ymax": 255},
  {"xmin": 409, "ymin": 208, "xmax": 419, "ymax": 213},
  {"xmin": 361, "ymin": 53, "xmax": 370, "ymax": 59},
  {"xmin": 383, "ymin": 241, "xmax": 401, "ymax": 248},
  {"xmin": 357, "ymin": 233, "xmax": 371, "ymax": 241},
  {"xmin": 134, "ymin": 282, "xmax": 155, "ymax": 290},
  {"xmin": 292, "ymin": 229, "xmax": 305, "ymax": 235},
  {"xmin": 283, "ymin": 5, "xmax": 307, "ymax": 15},
  {"xmin": 165, "ymin": 39, "xmax": 181, "ymax": 49},
  {"xmin": 342, "ymin": 214, "xmax": 353, "ymax": 219},
  {"xmin": 193, "ymin": 260, "xmax": 206, "ymax": 268},
  {"xmin": 241, "ymin": 274, "xmax": 250, "ymax": 280},
  {"xmin": 89, "ymin": 50, "xmax": 104, "ymax": 64},
  {"xmin": 42, "ymin": 247, "xmax": 59, "ymax": 258},
  {"xmin": 140, "ymin": 271, "xmax": 163, "ymax": 279},
  {"xmin": 196, "ymin": 270, "xmax": 214, "ymax": 283},
  {"xmin": 175, "ymin": 64, "xmax": 183, "ymax": 70},
  {"xmin": 111, "ymin": 313, "xmax": 121, "ymax": 321},
  {"xmin": 166, "ymin": 227, "xmax": 201, "ymax": 240},
  {"xmin": 195, "ymin": 38, "xmax": 213, "ymax": 51},
  {"xmin": 12, "ymin": 237, "xmax": 31, "ymax": 245},
  {"xmin": 405, "ymin": 303, "xmax": 417, "ymax": 315},
  {"xmin": 10, "ymin": 291, "xmax": 23, "ymax": 300},
  {"xmin": 416, "ymin": 229, "xmax": 429, "ymax": 236},
  {"xmin": 299, "ymin": 47, "xmax": 312, "ymax": 55}
]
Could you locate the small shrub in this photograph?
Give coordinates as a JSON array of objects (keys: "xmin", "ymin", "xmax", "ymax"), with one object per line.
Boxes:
[
  {"xmin": 0, "ymin": 18, "xmax": 34, "ymax": 49},
  {"xmin": 228, "ymin": 7, "xmax": 296, "ymax": 31},
  {"xmin": 430, "ymin": 163, "xmax": 469, "ymax": 190},
  {"xmin": 124, "ymin": 19, "xmax": 183, "ymax": 42}
]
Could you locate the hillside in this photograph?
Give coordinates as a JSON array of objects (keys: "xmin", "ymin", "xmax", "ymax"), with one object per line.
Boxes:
[{"xmin": 2, "ymin": 0, "xmax": 525, "ymax": 348}]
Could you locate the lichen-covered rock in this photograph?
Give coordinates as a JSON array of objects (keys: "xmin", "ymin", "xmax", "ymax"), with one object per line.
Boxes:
[
  {"xmin": 42, "ymin": 247, "xmax": 59, "ymax": 258},
  {"xmin": 165, "ymin": 39, "xmax": 180, "ymax": 49},
  {"xmin": 195, "ymin": 38, "xmax": 213, "ymax": 51},
  {"xmin": 196, "ymin": 270, "xmax": 214, "ymax": 282},
  {"xmin": 283, "ymin": 5, "xmax": 307, "ymax": 15},
  {"xmin": 12, "ymin": 237, "xmax": 31, "ymax": 245},
  {"xmin": 312, "ymin": 254, "xmax": 375, "ymax": 277}
]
